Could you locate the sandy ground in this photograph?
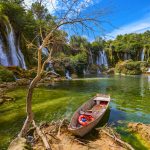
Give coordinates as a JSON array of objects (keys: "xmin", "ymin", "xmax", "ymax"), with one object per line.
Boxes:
[{"xmin": 32, "ymin": 120, "xmax": 128, "ymax": 150}]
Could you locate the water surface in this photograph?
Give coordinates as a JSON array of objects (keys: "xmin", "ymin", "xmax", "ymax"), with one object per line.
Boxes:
[{"xmin": 0, "ymin": 75, "xmax": 150, "ymax": 149}]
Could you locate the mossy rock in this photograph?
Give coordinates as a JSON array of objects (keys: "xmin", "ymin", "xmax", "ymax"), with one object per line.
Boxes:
[{"xmin": 0, "ymin": 66, "xmax": 15, "ymax": 82}]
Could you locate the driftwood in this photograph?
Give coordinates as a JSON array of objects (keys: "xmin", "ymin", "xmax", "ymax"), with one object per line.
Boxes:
[
  {"xmin": 57, "ymin": 119, "xmax": 65, "ymax": 137},
  {"xmin": 32, "ymin": 120, "xmax": 52, "ymax": 150},
  {"xmin": 101, "ymin": 129, "xmax": 135, "ymax": 150}
]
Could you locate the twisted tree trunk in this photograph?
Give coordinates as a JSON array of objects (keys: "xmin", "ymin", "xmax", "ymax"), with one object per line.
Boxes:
[
  {"xmin": 19, "ymin": 47, "xmax": 42, "ymax": 137},
  {"xmin": 18, "ymin": 75, "xmax": 41, "ymax": 137}
]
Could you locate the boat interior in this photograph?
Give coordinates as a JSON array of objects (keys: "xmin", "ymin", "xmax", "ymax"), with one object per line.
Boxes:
[{"xmin": 70, "ymin": 94, "xmax": 110, "ymax": 128}]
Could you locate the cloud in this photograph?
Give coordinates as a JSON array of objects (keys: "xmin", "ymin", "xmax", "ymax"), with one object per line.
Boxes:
[
  {"xmin": 76, "ymin": 0, "xmax": 94, "ymax": 14},
  {"xmin": 107, "ymin": 14, "xmax": 150, "ymax": 39},
  {"xmin": 24, "ymin": 0, "xmax": 95, "ymax": 15},
  {"xmin": 24, "ymin": 0, "xmax": 57, "ymax": 13}
]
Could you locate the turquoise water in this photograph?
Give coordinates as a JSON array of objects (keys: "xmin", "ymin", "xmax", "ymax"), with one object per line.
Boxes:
[{"xmin": 0, "ymin": 75, "xmax": 150, "ymax": 149}]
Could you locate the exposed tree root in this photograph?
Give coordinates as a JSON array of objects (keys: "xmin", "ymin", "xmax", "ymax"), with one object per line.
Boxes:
[
  {"xmin": 32, "ymin": 120, "xmax": 52, "ymax": 150},
  {"xmin": 100, "ymin": 128, "xmax": 135, "ymax": 150},
  {"xmin": 57, "ymin": 119, "xmax": 65, "ymax": 137}
]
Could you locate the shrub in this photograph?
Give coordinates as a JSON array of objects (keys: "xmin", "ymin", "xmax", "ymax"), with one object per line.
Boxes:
[
  {"xmin": 115, "ymin": 60, "xmax": 148, "ymax": 75},
  {"xmin": 0, "ymin": 66, "xmax": 15, "ymax": 82}
]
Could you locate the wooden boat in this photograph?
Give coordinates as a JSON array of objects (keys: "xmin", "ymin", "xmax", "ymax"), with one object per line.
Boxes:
[{"xmin": 68, "ymin": 94, "xmax": 110, "ymax": 137}]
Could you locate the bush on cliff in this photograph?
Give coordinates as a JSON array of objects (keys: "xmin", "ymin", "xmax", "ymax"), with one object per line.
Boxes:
[{"xmin": 115, "ymin": 60, "xmax": 148, "ymax": 75}]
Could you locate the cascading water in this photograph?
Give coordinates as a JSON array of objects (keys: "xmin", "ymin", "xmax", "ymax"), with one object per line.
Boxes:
[
  {"xmin": 42, "ymin": 47, "xmax": 49, "ymax": 56},
  {"xmin": 96, "ymin": 50, "xmax": 108, "ymax": 67},
  {"xmin": 148, "ymin": 76, "xmax": 150, "ymax": 90},
  {"xmin": 6, "ymin": 21, "xmax": 20, "ymax": 66},
  {"xmin": 124, "ymin": 53, "xmax": 131, "ymax": 60},
  {"xmin": 0, "ymin": 35, "xmax": 9, "ymax": 66},
  {"xmin": 46, "ymin": 61, "xmax": 55, "ymax": 72},
  {"xmin": 0, "ymin": 19, "xmax": 27, "ymax": 69},
  {"xmin": 89, "ymin": 49, "xmax": 93, "ymax": 64},
  {"xmin": 65, "ymin": 70, "xmax": 72, "ymax": 80},
  {"xmin": 141, "ymin": 49, "xmax": 145, "ymax": 61},
  {"xmin": 17, "ymin": 44, "xmax": 27, "ymax": 69},
  {"xmin": 124, "ymin": 53, "xmax": 127, "ymax": 60}
]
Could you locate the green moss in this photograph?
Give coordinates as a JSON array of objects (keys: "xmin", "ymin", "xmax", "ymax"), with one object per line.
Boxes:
[
  {"xmin": 0, "ymin": 66, "xmax": 15, "ymax": 82},
  {"xmin": 116, "ymin": 126, "xmax": 149, "ymax": 150}
]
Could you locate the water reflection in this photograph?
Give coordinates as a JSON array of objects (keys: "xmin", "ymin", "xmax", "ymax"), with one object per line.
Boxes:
[
  {"xmin": 140, "ymin": 75, "xmax": 144, "ymax": 97},
  {"xmin": 148, "ymin": 75, "xmax": 150, "ymax": 90}
]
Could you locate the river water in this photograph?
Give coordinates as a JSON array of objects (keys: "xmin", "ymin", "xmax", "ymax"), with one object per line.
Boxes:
[{"xmin": 0, "ymin": 75, "xmax": 150, "ymax": 149}]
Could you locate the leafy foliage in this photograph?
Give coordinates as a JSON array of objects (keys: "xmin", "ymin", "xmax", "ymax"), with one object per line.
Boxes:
[
  {"xmin": 0, "ymin": 66, "xmax": 15, "ymax": 82},
  {"xmin": 115, "ymin": 60, "xmax": 148, "ymax": 75}
]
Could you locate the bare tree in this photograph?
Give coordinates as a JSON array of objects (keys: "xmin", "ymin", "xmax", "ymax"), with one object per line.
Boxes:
[{"xmin": 16, "ymin": 0, "xmax": 109, "ymax": 149}]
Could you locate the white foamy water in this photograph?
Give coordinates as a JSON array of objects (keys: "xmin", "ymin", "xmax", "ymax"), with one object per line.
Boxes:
[
  {"xmin": 0, "ymin": 36, "xmax": 9, "ymax": 66},
  {"xmin": 96, "ymin": 50, "xmax": 108, "ymax": 67},
  {"xmin": 0, "ymin": 19, "xmax": 27, "ymax": 69}
]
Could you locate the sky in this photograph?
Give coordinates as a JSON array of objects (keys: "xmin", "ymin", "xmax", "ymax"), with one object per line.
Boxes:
[{"xmin": 24, "ymin": 0, "xmax": 150, "ymax": 41}]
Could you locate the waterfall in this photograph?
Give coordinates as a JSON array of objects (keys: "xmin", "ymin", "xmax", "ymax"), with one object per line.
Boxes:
[
  {"xmin": 42, "ymin": 47, "xmax": 49, "ymax": 56},
  {"xmin": 65, "ymin": 70, "xmax": 72, "ymax": 80},
  {"xmin": 148, "ymin": 76, "xmax": 150, "ymax": 90},
  {"xmin": 46, "ymin": 61, "xmax": 55, "ymax": 72},
  {"xmin": 0, "ymin": 36, "xmax": 9, "ymax": 66},
  {"xmin": 124, "ymin": 53, "xmax": 131, "ymax": 60},
  {"xmin": 17, "ymin": 45, "xmax": 27, "ymax": 69},
  {"xmin": 141, "ymin": 49, "xmax": 145, "ymax": 61},
  {"xmin": 0, "ymin": 19, "xmax": 27, "ymax": 69},
  {"xmin": 124, "ymin": 53, "xmax": 127, "ymax": 60},
  {"xmin": 128, "ymin": 53, "xmax": 131, "ymax": 59},
  {"xmin": 89, "ymin": 49, "xmax": 93, "ymax": 64},
  {"xmin": 6, "ymin": 21, "xmax": 20, "ymax": 66},
  {"xmin": 147, "ymin": 68, "xmax": 150, "ymax": 73},
  {"xmin": 96, "ymin": 50, "xmax": 108, "ymax": 67}
]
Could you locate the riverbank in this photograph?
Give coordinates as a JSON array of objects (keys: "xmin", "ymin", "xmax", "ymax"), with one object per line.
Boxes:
[
  {"xmin": 9, "ymin": 120, "xmax": 134, "ymax": 150},
  {"xmin": 128, "ymin": 122, "xmax": 150, "ymax": 148},
  {"xmin": 8, "ymin": 120, "xmax": 150, "ymax": 150}
]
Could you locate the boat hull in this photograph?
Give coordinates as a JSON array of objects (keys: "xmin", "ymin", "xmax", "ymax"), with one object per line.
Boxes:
[{"xmin": 68, "ymin": 94, "xmax": 110, "ymax": 137}]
